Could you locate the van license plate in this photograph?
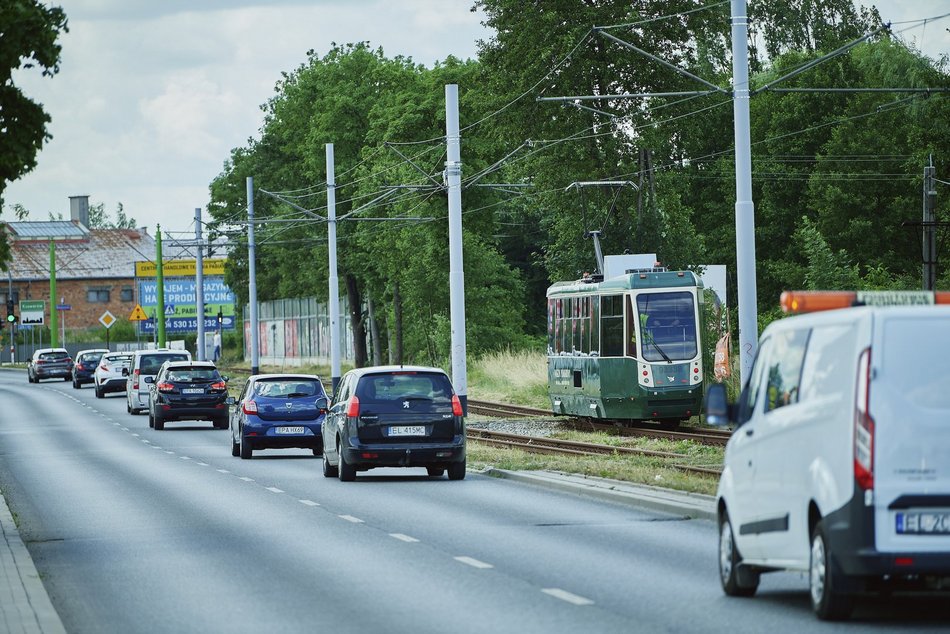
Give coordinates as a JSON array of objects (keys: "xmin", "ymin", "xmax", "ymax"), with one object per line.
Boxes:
[
  {"xmin": 896, "ymin": 512, "xmax": 950, "ymax": 534},
  {"xmin": 275, "ymin": 427, "xmax": 305, "ymax": 434},
  {"xmin": 390, "ymin": 426, "xmax": 425, "ymax": 437}
]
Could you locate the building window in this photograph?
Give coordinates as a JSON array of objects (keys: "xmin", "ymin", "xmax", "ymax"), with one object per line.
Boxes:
[
  {"xmin": 120, "ymin": 287, "xmax": 134, "ymax": 302},
  {"xmin": 87, "ymin": 289, "xmax": 110, "ymax": 303}
]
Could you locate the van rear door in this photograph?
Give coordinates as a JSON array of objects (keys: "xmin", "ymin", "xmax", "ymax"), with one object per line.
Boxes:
[{"xmin": 872, "ymin": 307, "xmax": 950, "ymax": 553}]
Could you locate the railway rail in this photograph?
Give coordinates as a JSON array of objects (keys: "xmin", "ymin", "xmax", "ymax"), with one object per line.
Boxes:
[
  {"xmin": 468, "ymin": 399, "xmax": 731, "ymax": 447},
  {"xmin": 466, "ymin": 428, "xmax": 722, "ymax": 477}
]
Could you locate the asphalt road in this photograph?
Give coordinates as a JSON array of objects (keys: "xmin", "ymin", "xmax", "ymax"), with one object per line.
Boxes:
[{"xmin": 0, "ymin": 370, "xmax": 947, "ymax": 633}]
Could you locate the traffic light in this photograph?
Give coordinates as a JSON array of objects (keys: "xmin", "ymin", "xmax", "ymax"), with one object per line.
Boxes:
[
  {"xmin": 5, "ymin": 299, "xmax": 14, "ymax": 325},
  {"xmin": 217, "ymin": 310, "xmax": 223, "ymax": 328}
]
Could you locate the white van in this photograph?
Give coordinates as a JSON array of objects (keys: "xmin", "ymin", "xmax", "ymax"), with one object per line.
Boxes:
[
  {"xmin": 126, "ymin": 349, "xmax": 192, "ymax": 414},
  {"xmin": 705, "ymin": 291, "xmax": 950, "ymax": 620}
]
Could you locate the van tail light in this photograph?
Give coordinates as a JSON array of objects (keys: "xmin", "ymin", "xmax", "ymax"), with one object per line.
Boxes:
[
  {"xmin": 854, "ymin": 347, "xmax": 874, "ymax": 491},
  {"xmin": 451, "ymin": 394, "xmax": 464, "ymax": 417},
  {"xmin": 133, "ymin": 368, "xmax": 140, "ymax": 390},
  {"xmin": 157, "ymin": 382, "xmax": 175, "ymax": 393},
  {"xmin": 346, "ymin": 396, "xmax": 360, "ymax": 417},
  {"xmin": 242, "ymin": 400, "xmax": 258, "ymax": 414}
]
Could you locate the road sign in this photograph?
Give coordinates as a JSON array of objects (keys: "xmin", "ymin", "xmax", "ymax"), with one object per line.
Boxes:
[
  {"xmin": 56, "ymin": 304, "xmax": 71, "ymax": 311},
  {"xmin": 164, "ymin": 303, "xmax": 176, "ymax": 316},
  {"xmin": 129, "ymin": 304, "xmax": 149, "ymax": 321},
  {"xmin": 99, "ymin": 311, "xmax": 117, "ymax": 329},
  {"xmin": 19, "ymin": 300, "xmax": 44, "ymax": 326}
]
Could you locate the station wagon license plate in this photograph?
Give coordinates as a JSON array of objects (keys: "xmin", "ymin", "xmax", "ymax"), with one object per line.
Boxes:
[
  {"xmin": 275, "ymin": 426, "xmax": 305, "ymax": 435},
  {"xmin": 896, "ymin": 512, "xmax": 950, "ymax": 534},
  {"xmin": 389, "ymin": 425, "xmax": 426, "ymax": 437},
  {"xmin": 182, "ymin": 388, "xmax": 204, "ymax": 394}
]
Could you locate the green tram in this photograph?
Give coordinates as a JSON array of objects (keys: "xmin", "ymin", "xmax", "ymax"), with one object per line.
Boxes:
[{"xmin": 546, "ymin": 269, "xmax": 704, "ymax": 426}]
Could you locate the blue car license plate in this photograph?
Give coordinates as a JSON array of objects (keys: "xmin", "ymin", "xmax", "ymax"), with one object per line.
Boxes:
[{"xmin": 275, "ymin": 426, "xmax": 305, "ymax": 435}]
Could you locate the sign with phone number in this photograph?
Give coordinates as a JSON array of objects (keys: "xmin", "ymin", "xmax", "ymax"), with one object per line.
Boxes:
[{"xmin": 139, "ymin": 316, "xmax": 235, "ymax": 333}]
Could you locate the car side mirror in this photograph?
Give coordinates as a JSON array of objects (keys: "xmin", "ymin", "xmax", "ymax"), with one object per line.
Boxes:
[
  {"xmin": 122, "ymin": 368, "xmax": 129, "ymax": 377},
  {"xmin": 226, "ymin": 396, "xmax": 236, "ymax": 405},
  {"xmin": 316, "ymin": 397, "xmax": 328, "ymax": 412},
  {"xmin": 703, "ymin": 383, "xmax": 731, "ymax": 427},
  {"xmin": 221, "ymin": 375, "xmax": 230, "ymax": 383},
  {"xmin": 143, "ymin": 376, "xmax": 154, "ymax": 384}
]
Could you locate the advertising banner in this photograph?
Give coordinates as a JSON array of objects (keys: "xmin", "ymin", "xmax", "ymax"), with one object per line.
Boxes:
[{"xmin": 136, "ymin": 276, "xmax": 236, "ymax": 333}]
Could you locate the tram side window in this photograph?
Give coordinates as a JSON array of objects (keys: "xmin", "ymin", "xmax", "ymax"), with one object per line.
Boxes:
[
  {"xmin": 591, "ymin": 296, "xmax": 600, "ymax": 354},
  {"xmin": 600, "ymin": 294, "xmax": 624, "ymax": 357},
  {"xmin": 547, "ymin": 298, "xmax": 556, "ymax": 354},
  {"xmin": 625, "ymin": 295, "xmax": 637, "ymax": 358}
]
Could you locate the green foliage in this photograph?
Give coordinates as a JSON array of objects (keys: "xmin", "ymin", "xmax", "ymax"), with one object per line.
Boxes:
[{"xmin": 88, "ymin": 201, "xmax": 136, "ymax": 229}]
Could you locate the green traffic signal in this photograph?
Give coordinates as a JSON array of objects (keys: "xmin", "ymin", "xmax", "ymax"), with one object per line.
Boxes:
[{"xmin": 5, "ymin": 314, "xmax": 13, "ymax": 323}]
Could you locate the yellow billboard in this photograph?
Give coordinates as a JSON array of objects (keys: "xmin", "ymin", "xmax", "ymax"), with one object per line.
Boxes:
[{"xmin": 135, "ymin": 258, "xmax": 227, "ymax": 278}]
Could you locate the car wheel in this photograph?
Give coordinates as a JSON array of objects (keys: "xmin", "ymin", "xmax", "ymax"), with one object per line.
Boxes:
[
  {"xmin": 126, "ymin": 400, "xmax": 132, "ymax": 414},
  {"xmin": 153, "ymin": 414, "xmax": 164, "ymax": 431},
  {"xmin": 447, "ymin": 460, "xmax": 466, "ymax": 481},
  {"xmin": 213, "ymin": 417, "xmax": 228, "ymax": 430},
  {"xmin": 239, "ymin": 434, "xmax": 252, "ymax": 459},
  {"xmin": 148, "ymin": 408, "xmax": 155, "ymax": 429},
  {"xmin": 72, "ymin": 379, "xmax": 79, "ymax": 389},
  {"xmin": 322, "ymin": 452, "xmax": 338, "ymax": 478},
  {"xmin": 64, "ymin": 376, "xmax": 70, "ymax": 382},
  {"xmin": 231, "ymin": 430, "xmax": 240, "ymax": 457},
  {"xmin": 95, "ymin": 384, "xmax": 104, "ymax": 398},
  {"xmin": 426, "ymin": 467, "xmax": 445, "ymax": 477},
  {"xmin": 810, "ymin": 520, "xmax": 854, "ymax": 620},
  {"xmin": 719, "ymin": 510, "xmax": 758, "ymax": 597},
  {"xmin": 337, "ymin": 447, "xmax": 355, "ymax": 482}
]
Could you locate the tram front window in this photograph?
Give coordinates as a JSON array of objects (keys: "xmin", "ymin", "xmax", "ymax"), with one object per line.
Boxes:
[{"xmin": 637, "ymin": 291, "xmax": 698, "ymax": 362}]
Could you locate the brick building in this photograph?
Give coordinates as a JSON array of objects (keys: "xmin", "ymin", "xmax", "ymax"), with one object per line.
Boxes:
[{"xmin": 2, "ymin": 196, "xmax": 156, "ymax": 331}]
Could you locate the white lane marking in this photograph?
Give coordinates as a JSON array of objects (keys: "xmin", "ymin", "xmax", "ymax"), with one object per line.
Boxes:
[
  {"xmin": 180, "ymin": 456, "xmax": 191, "ymax": 461},
  {"xmin": 266, "ymin": 487, "xmax": 284, "ymax": 494},
  {"xmin": 121, "ymin": 427, "xmax": 129, "ymax": 432},
  {"xmin": 151, "ymin": 446, "xmax": 162, "ymax": 450},
  {"xmin": 541, "ymin": 588, "xmax": 594, "ymax": 606},
  {"xmin": 454, "ymin": 556, "xmax": 493, "ymax": 569},
  {"xmin": 113, "ymin": 422, "xmax": 120, "ymax": 426},
  {"xmin": 339, "ymin": 515, "xmax": 364, "ymax": 524},
  {"xmin": 239, "ymin": 477, "xmax": 254, "ymax": 482},
  {"xmin": 390, "ymin": 533, "xmax": 419, "ymax": 543},
  {"xmin": 217, "ymin": 469, "xmax": 230, "ymax": 474},
  {"xmin": 299, "ymin": 500, "xmax": 320, "ymax": 507},
  {"xmin": 197, "ymin": 462, "xmax": 209, "ymax": 467},
  {"xmin": 131, "ymin": 433, "xmax": 140, "ymax": 438},
  {"xmin": 165, "ymin": 451, "xmax": 175, "ymax": 455}
]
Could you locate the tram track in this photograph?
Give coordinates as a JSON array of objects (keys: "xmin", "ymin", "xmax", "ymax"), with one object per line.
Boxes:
[{"xmin": 467, "ymin": 399, "xmax": 731, "ymax": 447}]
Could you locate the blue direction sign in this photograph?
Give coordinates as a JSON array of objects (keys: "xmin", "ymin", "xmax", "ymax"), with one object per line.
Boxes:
[{"xmin": 56, "ymin": 304, "xmax": 71, "ymax": 311}]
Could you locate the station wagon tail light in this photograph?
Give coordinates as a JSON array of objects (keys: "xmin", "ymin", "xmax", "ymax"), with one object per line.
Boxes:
[
  {"xmin": 157, "ymin": 382, "xmax": 175, "ymax": 393},
  {"xmin": 346, "ymin": 396, "xmax": 360, "ymax": 417},
  {"xmin": 854, "ymin": 348, "xmax": 874, "ymax": 491},
  {"xmin": 452, "ymin": 394, "xmax": 463, "ymax": 417},
  {"xmin": 242, "ymin": 400, "xmax": 258, "ymax": 414}
]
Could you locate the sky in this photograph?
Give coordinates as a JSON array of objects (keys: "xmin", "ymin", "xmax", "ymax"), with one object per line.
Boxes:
[{"xmin": 5, "ymin": 1, "xmax": 949, "ymax": 239}]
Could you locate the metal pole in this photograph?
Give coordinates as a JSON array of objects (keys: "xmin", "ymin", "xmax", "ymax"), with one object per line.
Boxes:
[
  {"xmin": 445, "ymin": 84, "xmax": 468, "ymax": 414},
  {"xmin": 195, "ymin": 207, "xmax": 206, "ymax": 360},
  {"xmin": 731, "ymin": 0, "xmax": 759, "ymax": 383},
  {"xmin": 156, "ymin": 226, "xmax": 166, "ymax": 348},
  {"xmin": 60, "ymin": 296, "xmax": 65, "ymax": 345},
  {"xmin": 326, "ymin": 144, "xmax": 342, "ymax": 395},
  {"xmin": 49, "ymin": 240, "xmax": 58, "ymax": 347},
  {"xmin": 923, "ymin": 157, "xmax": 937, "ymax": 291},
  {"xmin": 247, "ymin": 177, "xmax": 260, "ymax": 375}
]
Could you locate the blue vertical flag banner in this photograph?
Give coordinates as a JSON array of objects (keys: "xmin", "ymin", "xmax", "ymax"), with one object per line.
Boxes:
[{"xmin": 137, "ymin": 276, "xmax": 236, "ymax": 333}]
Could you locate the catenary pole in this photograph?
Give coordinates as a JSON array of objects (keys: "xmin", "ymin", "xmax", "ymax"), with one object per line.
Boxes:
[
  {"xmin": 247, "ymin": 177, "xmax": 260, "ymax": 375},
  {"xmin": 326, "ymin": 144, "xmax": 342, "ymax": 395},
  {"xmin": 156, "ymin": 226, "xmax": 166, "ymax": 348},
  {"xmin": 195, "ymin": 208, "xmax": 205, "ymax": 360},
  {"xmin": 445, "ymin": 84, "xmax": 468, "ymax": 414},
  {"xmin": 923, "ymin": 157, "xmax": 937, "ymax": 291},
  {"xmin": 49, "ymin": 240, "xmax": 58, "ymax": 347},
  {"xmin": 731, "ymin": 0, "xmax": 759, "ymax": 382}
]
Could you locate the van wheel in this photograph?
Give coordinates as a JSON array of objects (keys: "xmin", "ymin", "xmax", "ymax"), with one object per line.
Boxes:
[
  {"xmin": 810, "ymin": 521, "xmax": 854, "ymax": 620},
  {"xmin": 719, "ymin": 511, "xmax": 758, "ymax": 597},
  {"xmin": 447, "ymin": 460, "xmax": 466, "ymax": 481},
  {"xmin": 322, "ymin": 452, "xmax": 338, "ymax": 478},
  {"xmin": 338, "ymin": 448, "xmax": 355, "ymax": 482}
]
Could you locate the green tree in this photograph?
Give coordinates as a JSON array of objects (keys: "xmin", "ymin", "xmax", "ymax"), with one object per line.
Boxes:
[
  {"xmin": 0, "ymin": 1, "xmax": 68, "ymax": 268},
  {"xmin": 89, "ymin": 201, "xmax": 137, "ymax": 229}
]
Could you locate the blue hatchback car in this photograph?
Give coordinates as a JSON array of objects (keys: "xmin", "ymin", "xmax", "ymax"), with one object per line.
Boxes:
[{"xmin": 230, "ymin": 374, "xmax": 328, "ymax": 459}]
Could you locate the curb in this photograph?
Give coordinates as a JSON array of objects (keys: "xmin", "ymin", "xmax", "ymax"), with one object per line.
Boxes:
[
  {"xmin": 0, "ymin": 489, "xmax": 67, "ymax": 634},
  {"xmin": 483, "ymin": 468, "xmax": 718, "ymax": 522}
]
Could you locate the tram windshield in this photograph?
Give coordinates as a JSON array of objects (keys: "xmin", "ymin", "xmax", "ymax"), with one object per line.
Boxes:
[{"xmin": 636, "ymin": 291, "xmax": 698, "ymax": 362}]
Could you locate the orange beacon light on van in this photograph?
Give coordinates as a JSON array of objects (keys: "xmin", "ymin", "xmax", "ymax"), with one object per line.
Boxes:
[{"xmin": 780, "ymin": 290, "xmax": 950, "ymax": 314}]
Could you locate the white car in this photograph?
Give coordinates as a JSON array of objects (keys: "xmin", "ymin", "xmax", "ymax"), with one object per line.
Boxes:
[
  {"xmin": 94, "ymin": 352, "xmax": 134, "ymax": 398},
  {"xmin": 706, "ymin": 290, "xmax": 950, "ymax": 621},
  {"xmin": 126, "ymin": 349, "xmax": 191, "ymax": 414}
]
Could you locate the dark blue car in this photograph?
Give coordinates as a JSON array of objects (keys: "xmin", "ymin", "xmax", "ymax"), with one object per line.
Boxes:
[
  {"xmin": 230, "ymin": 374, "xmax": 328, "ymax": 459},
  {"xmin": 72, "ymin": 348, "xmax": 109, "ymax": 389}
]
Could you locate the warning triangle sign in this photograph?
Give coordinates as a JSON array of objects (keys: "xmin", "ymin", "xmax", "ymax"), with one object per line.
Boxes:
[{"xmin": 129, "ymin": 304, "xmax": 149, "ymax": 321}]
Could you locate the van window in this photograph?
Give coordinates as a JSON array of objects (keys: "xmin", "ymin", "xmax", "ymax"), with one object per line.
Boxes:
[
  {"xmin": 139, "ymin": 354, "xmax": 189, "ymax": 375},
  {"xmin": 799, "ymin": 325, "xmax": 857, "ymax": 402},
  {"xmin": 765, "ymin": 329, "xmax": 810, "ymax": 413},
  {"xmin": 738, "ymin": 336, "xmax": 772, "ymax": 423}
]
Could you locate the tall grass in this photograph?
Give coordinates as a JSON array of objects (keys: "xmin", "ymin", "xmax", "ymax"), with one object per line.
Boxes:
[{"xmin": 467, "ymin": 349, "xmax": 549, "ymax": 408}]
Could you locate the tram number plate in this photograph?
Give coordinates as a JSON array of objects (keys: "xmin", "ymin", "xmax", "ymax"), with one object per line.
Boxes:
[
  {"xmin": 896, "ymin": 511, "xmax": 950, "ymax": 534},
  {"xmin": 389, "ymin": 426, "xmax": 426, "ymax": 437},
  {"xmin": 275, "ymin": 426, "xmax": 305, "ymax": 435}
]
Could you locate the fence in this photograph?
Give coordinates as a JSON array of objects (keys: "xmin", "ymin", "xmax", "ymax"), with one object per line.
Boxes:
[{"xmin": 244, "ymin": 297, "xmax": 354, "ymax": 367}]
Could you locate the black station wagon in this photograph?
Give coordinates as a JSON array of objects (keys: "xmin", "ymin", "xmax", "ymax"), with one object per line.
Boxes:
[{"xmin": 321, "ymin": 365, "xmax": 466, "ymax": 481}]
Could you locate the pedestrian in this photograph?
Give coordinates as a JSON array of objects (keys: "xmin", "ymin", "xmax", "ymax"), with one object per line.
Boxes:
[{"xmin": 213, "ymin": 330, "xmax": 222, "ymax": 362}]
